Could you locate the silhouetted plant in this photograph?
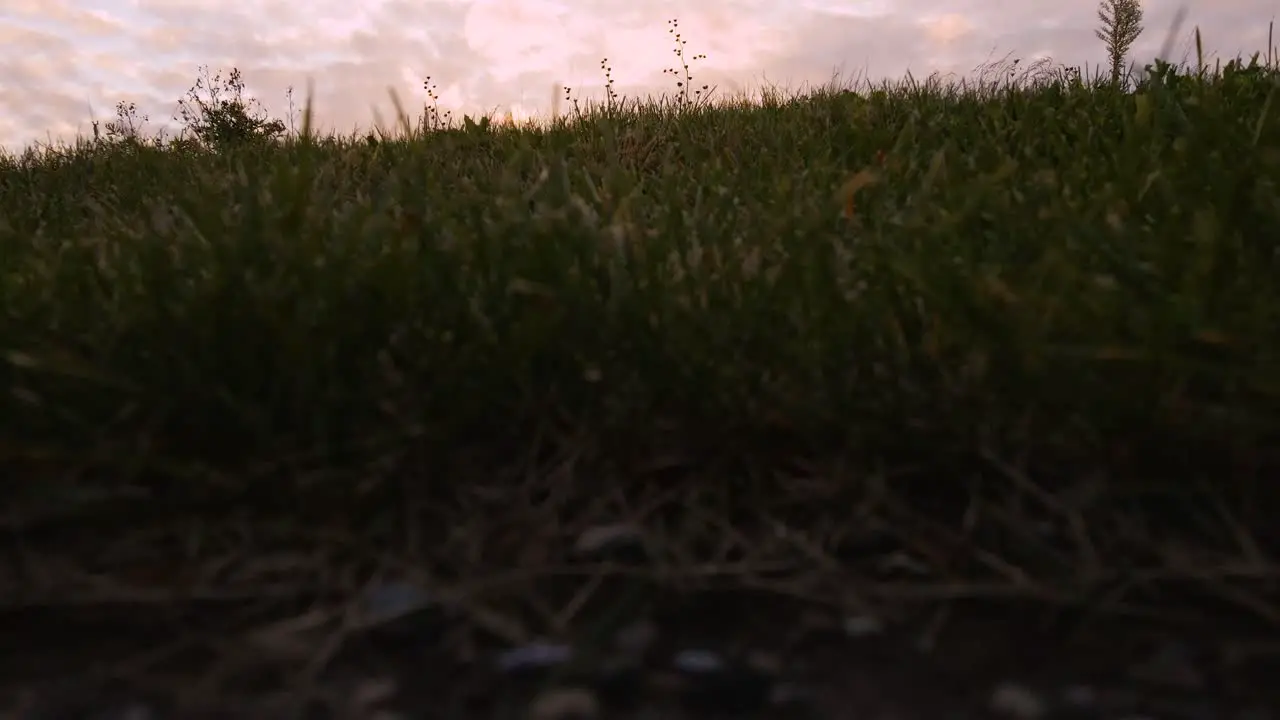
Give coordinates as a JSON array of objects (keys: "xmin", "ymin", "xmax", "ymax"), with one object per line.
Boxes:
[
  {"xmin": 420, "ymin": 76, "xmax": 455, "ymax": 133},
  {"xmin": 1096, "ymin": 0, "xmax": 1145, "ymax": 87},
  {"xmin": 662, "ymin": 18, "xmax": 712, "ymax": 109},
  {"xmin": 174, "ymin": 65, "xmax": 287, "ymax": 149},
  {"xmin": 561, "ymin": 17, "xmax": 713, "ymax": 122},
  {"xmin": 91, "ymin": 101, "xmax": 170, "ymax": 149}
]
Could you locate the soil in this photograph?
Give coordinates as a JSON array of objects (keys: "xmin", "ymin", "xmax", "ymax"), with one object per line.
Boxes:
[{"xmin": 1, "ymin": 590, "xmax": 1277, "ymax": 720}]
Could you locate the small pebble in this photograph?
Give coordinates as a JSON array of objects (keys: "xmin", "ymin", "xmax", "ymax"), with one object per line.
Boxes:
[
  {"xmin": 877, "ymin": 550, "xmax": 932, "ymax": 576},
  {"xmin": 843, "ymin": 614, "xmax": 885, "ymax": 637},
  {"xmin": 769, "ymin": 681, "xmax": 813, "ymax": 707},
  {"xmin": 612, "ymin": 619, "xmax": 658, "ymax": 657},
  {"xmin": 573, "ymin": 524, "xmax": 649, "ymax": 562},
  {"xmin": 990, "ymin": 681, "xmax": 1048, "ymax": 719},
  {"xmin": 498, "ymin": 642, "xmax": 575, "ymax": 674},
  {"xmin": 349, "ymin": 676, "xmax": 399, "ymax": 712},
  {"xmin": 1060, "ymin": 684, "xmax": 1099, "ymax": 708},
  {"xmin": 361, "ymin": 580, "xmax": 433, "ymax": 624},
  {"xmin": 527, "ymin": 688, "xmax": 599, "ymax": 720},
  {"xmin": 672, "ymin": 649, "xmax": 727, "ymax": 675},
  {"xmin": 745, "ymin": 650, "xmax": 782, "ymax": 676}
]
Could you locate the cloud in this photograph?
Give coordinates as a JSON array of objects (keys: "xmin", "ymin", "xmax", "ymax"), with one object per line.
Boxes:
[{"xmin": 0, "ymin": 0, "xmax": 1274, "ymax": 153}]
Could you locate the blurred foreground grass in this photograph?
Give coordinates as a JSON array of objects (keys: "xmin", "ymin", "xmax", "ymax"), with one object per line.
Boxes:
[{"xmin": 1, "ymin": 25, "xmax": 1279, "ymax": 609}]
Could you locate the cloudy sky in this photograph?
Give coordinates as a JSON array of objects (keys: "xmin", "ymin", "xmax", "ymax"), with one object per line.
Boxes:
[{"xmin": 0, "ymin": 0, "xmax": 1274, "ymax": 153}]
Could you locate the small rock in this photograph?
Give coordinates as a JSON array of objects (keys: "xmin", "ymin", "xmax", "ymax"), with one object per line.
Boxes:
[
  {"xmin": 842, "ymin": 614, "xmax": 885, "ymax": 637},
  {"xmin": 360, "ymin": 580, "xmax": 433, "ymax": 625},
  {"xmin": 1059, "ymin": 684, "xmax": 1099, "ymax": 709},
  {"xmin": 611, "ymin": 619, "xmax": 659, "ymax": 658},
  {"xmin": 876, "ymin": 550, "xmax": 932, "ymax": 577},
  {"xmin": 671, "ymin": 649, "xmax": 727, "ymax": 675},
  {"xmin": 347, "ymin": 676, "xmax": 399, "ymax": 715},
  {"xmin": 498, "ymin": 642, "xmax": 575, "ymax": 675},
  {"xmin": 745, "ymin": 650, "xmax": 783, "ymax": 676},
  {"xmin": 572, "ymin": 523, "xmax": 650, "ymax": 563},
  {"xmin": 527, "ymin": 688, "xmax": 599, "ymax": 720},
  {"xmin": 769, "ymin": 681, "xmax": 814, "ymax": 708},
  {"xmin": 990, "ymin": 681, "xmax": 1048, "ymax": 719},
  {"xmin": 670, "ymin": 649, "xmax": 774, "ymax": 715}
]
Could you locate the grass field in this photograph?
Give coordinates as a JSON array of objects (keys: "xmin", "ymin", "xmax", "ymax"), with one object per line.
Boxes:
[{"xmin": 2, "ymin": 17, "xmax": 1279, "ymax": 660}]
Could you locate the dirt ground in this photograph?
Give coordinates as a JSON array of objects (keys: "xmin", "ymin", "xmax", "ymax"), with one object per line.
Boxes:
[{"xmin": 1, "ymin": 587, "xmax": 1276, "ymax": 720}]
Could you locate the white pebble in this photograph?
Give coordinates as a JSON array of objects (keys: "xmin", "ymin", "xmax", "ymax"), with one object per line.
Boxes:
[{"xmin": 989, "ymin": 681, "xmax": 1047, "ymax": 719}]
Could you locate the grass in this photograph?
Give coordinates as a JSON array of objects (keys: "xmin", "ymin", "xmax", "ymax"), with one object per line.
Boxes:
[{"xmin": 2, "ymin": 16, "xmax": 1280, "ymax": 656}]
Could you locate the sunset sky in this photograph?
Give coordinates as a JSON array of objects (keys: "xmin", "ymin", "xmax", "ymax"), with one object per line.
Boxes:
[{"xmin": 0, "ymin": 0, "xmax": 1274, "ymax": 153}]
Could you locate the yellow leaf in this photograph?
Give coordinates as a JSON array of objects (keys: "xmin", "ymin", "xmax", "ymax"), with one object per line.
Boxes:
[{"xmin": 836, "ymin": 169, "xmax": 878, "ymax": 219}]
